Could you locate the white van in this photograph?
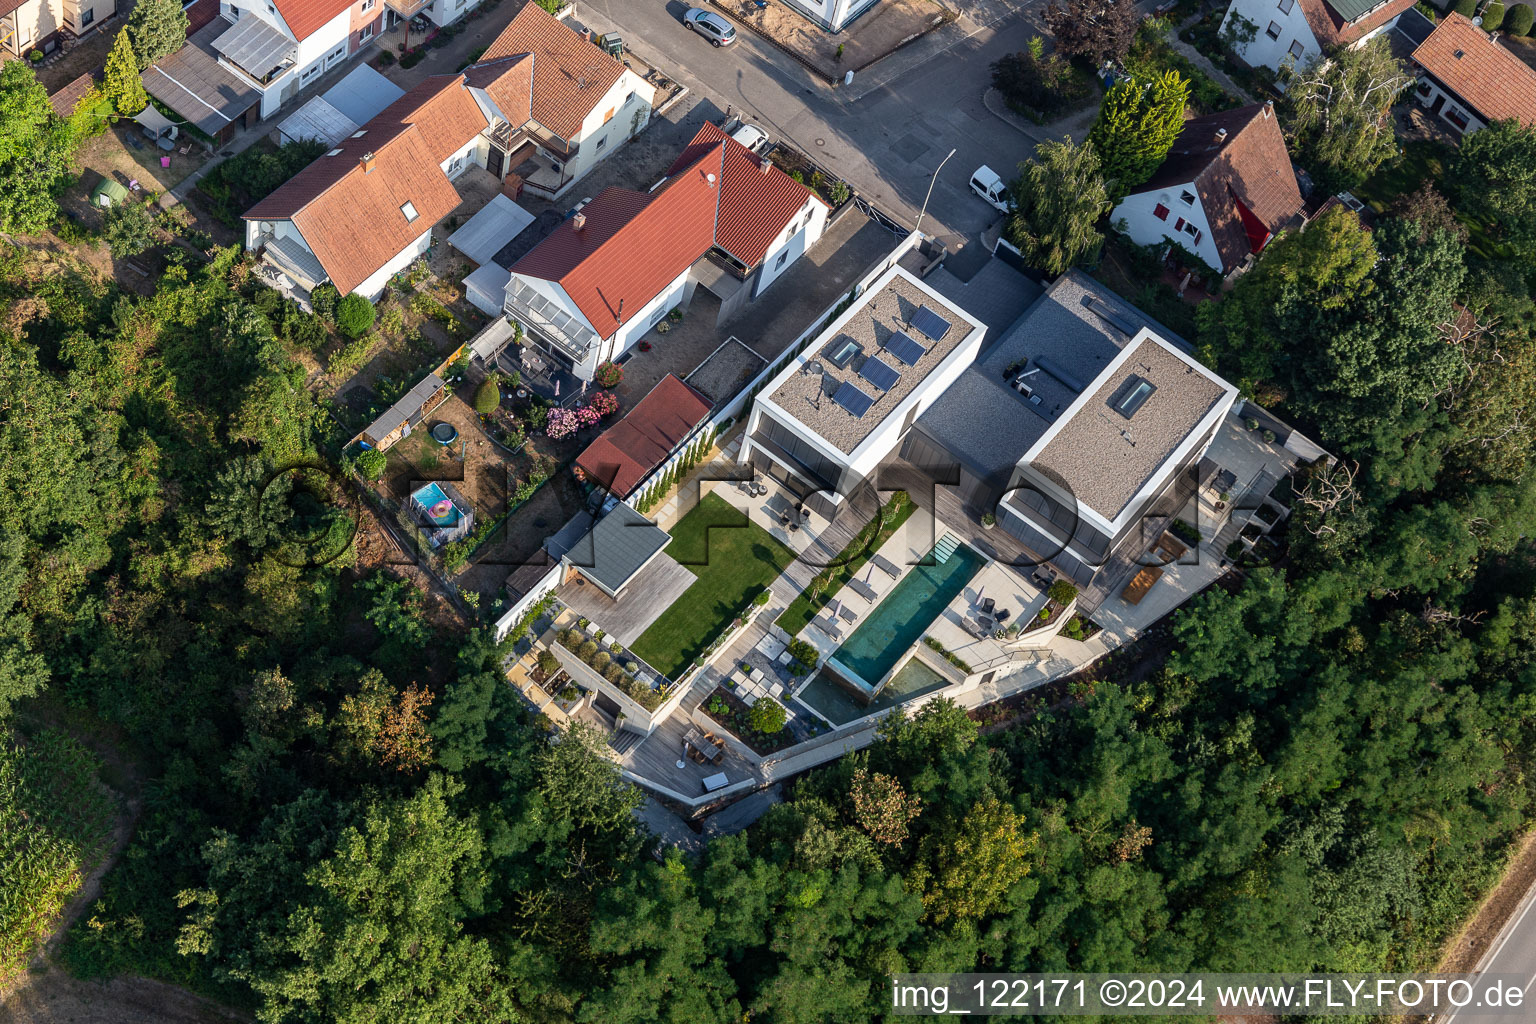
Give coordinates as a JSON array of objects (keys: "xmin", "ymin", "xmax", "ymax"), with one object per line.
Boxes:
[{"xmin": 969, "ymin": 165, "xmax": 1011, "ymax": 212}]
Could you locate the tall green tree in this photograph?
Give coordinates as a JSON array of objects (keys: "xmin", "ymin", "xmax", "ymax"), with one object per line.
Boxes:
[
  {"xmin": 1006, "ymin": 138, "xmax": 1110, "ymax": 276},
  {"xmin": 1454, "ymin": 118, "xmax": 1536, "ymax": 260},
  {"xmin": 103, "ymin": 30, "xmax": 148, "ymax": 115},
  {"xmin": 0, "ymin": 62, "xmax": 78, "ymax": 233},
  {"xmin": 1280, "ymin": 37, "xmax": 1412, "ymax": 191},
  {"xmin": 126, "ymin": 0, "xmax": 189, "ymax": 69},
  {"xmin": 1090, "ymin": 71, "xmax": 1189, "ymax": 200}
]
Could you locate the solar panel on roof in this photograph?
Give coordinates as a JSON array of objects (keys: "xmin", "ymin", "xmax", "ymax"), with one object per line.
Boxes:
[
  {"xmin": 832, "ymin": 380, "xmax": 876, "ymax": 417},
  {"xmin": 910, "ymin": 305, "xmax": 952, "ymax": 341},
  {"xmin": 884, "ymin": 331, "xmax": 927, "ymax": 367},
  {"xmin": 859, "ymin": 356, "xmax": 900, "ymax": 392}
]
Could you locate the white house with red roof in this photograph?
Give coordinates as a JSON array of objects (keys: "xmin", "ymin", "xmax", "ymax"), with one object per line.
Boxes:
[
  {"xmin": 1410, "ymin": 12, "xmax": 1536, "ymax": 135},
  {"xmin": 206, "ymin": 0, "xmax": 386, "ymax": 119},
  {"xmin": 240, "ymin": 8, "xmax": 659, "ymax": 303},
  {"xmin": 1219, "ymin": 0, "xmax": 1415, "ymax": 74},
  {"xmin": 504, "ymin": 122, "xmax": 831, "ymax": 382},
  {"xmin": 1110, "ymin": 102, "xmax": 1304, "ymax": 277}
]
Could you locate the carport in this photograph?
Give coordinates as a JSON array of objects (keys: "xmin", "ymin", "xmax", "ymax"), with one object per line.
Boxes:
[{"xmin": 448, "ymin": 194, "xmax": 535, "ymax": 265}]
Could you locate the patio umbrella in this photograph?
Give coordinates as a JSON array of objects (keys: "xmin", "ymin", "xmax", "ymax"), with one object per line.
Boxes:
[{"xmin": 554, "ymin": 379, "xmax": 560, "ymax": 397}]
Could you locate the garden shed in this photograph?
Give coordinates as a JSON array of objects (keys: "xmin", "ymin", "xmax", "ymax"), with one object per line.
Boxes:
[{"xmin": 359, "ymin": 373, "xmax": 449, "ymax": 451}]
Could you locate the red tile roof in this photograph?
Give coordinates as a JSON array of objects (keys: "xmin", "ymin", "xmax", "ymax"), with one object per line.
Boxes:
[
  {"xmin": 576, "ymin": 374, "xmax": 713, "ymax": 498},
  {"xmin": 1412, "ymin": 12, "xmax": 1536, "ymax": 127},
  {"xmin": 480, "ymin": 1, "xmax": 629, "ymax": 140},
  {"xmin": 1131, "ymin": 102, "xmax": 1303, "ymax": 272},
  {"xmin": 273, "ymin": 0, "xmax": 354, "ymax": 41},
  {"xmin": 371, "ymin": 74, "xmax": 492, "ymax": 164},
  {"xmin": 513, "ymin": 123, "xmax": 822, "ymax": 337},
  {"xmin": 48, "ymin": 73, "xmax": 95, "ymax": 117},
  {"xmin": 244, "ymin": 75, "xmax": 484, "ymax": 295},
  {"xmin": 463, "ymin": 54, "xmax": 534, "ymax": 126},
  {"xmin": 1301, "ymin": 0, "xmax": 1417, "ymax": 47},
  {"xmin": 667, "ymin": 122, "xmax": 827, "ymax": 266},
  {"xmin": 185, "ymin": 0, "xmax": 220, "ymax": 33}
]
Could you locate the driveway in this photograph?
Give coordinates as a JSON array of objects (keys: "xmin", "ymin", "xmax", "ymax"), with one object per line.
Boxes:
[{"xmin": 575, "ymin": 0, "xmax": 1053, "ymax": 255}]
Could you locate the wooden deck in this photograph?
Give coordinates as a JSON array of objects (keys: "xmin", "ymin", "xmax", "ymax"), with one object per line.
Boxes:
[{"xmin": 555, "ymin": 554, "xmax": 699, "ymax": 647}]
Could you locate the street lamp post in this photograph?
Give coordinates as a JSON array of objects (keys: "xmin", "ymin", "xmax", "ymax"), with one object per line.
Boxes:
[{"xmin": 915, "ymin": 147, "xmax": 956, "ymax": 237}]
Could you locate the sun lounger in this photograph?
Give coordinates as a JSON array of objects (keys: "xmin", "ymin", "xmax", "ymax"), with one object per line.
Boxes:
[
  {"xmin": 815, "ymin": 617, "xmax": 843, "ymax": 641},
  {"xmin": 872, "ymin": 554, "xmax": 901, "ymax": 579},
  {"xmin": 847, "ymin": 577, "xmax": 878, "ymax": 601},
  {"xmin": 838, "ymin": 604, "xmax": 858, "ymax": 624}
]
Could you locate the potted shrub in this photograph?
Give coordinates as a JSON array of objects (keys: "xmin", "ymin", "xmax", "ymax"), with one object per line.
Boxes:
[{"xmin": 981, "ymin": 512, "xmax": 996, "ymax": 530}]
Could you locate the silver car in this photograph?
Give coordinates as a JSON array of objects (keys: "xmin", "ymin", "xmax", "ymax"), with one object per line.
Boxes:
[{"xmin": 683, "ymin": 7, "xmax": 737, "ymax": 46}]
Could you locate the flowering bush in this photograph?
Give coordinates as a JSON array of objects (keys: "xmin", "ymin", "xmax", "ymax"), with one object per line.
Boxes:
[
  {"xmin": 546, "ymin": 407, "xmax": 578, "ymax": 439},
  {"xmin": 573, "ymin": 404, "xmax": 603, "ymax": 428},
  {"xmin": 588, "ymin": 390, "xmax": 619, "ymax": 417},
  {"xmin": 594, "ymin": 361, "xmax": 623, "ymax": 389}
]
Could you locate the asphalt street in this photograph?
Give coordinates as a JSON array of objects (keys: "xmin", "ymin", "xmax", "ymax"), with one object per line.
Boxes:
[
  {"xmin": 578, "ymin": 0, "xmax": 1051, "ymax": 258},
  {"xmin": 1441, "ymin": 878, "xmax": 1536, "ymax": 1024}
]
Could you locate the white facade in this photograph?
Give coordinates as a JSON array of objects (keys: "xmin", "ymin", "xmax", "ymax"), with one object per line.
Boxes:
[
  {"xmin": 1412, "ymin": 75, "xmax": 1487, "ymax": 135},
  {"xmin": 1219, "ymin": 0, "xmax": 1401, "ymax": 73},
  {"xmin": 753, "ymin": 197, "xmax": 828, "ymax": 297},
  {"xmin": 780, "ymin": 0, "xmax": 878, "ymax": 31},
  {"xmin": 546, "ymin": 70, "xmax": 655, "ymax": 199},
  {"xmin": 740, "ymin": 265, "xmax": 988, "ymax": 505},
  {"xmin": 1111, "ymin": 183, "xmax": 1226, "ymax": 273},
  {"xmin": 219, "ymin": 0, "xmax": 372, "ymax": 118},
  {"xmin": 508, "ymin": 265, "xmax": 691, "ymax": 381},
  {"xmin": 354, "ymin": 232, "xmax": 433, "ymax": 300},
  {"xmin": 425, "ymin": 0, "xmax": 481, "ymax": 27}
]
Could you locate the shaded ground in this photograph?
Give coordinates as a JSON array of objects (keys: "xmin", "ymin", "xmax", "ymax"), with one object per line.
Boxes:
[
  {"xmin": 78, "ymin": 123, "xmax": 214, "ymax": 195},
  {"xmin": 0, "ymin": 973, "xmax": 246, "ymax": 1024},
  {"xmin": 707, "ymin": 0, "xmax": 954, "ymax": 78},
  {"xmin": 31, "ymin": 23, "xmax": 116, "ymax": 92},
  {"xmin": 1437, "ymin": 830, "xmax": 1536, "ymax": 974}
]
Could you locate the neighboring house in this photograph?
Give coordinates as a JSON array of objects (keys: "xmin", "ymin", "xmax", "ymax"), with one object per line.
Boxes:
[
  {"xmin": 1110, "ymin": 102, "xmax": 1303, "ymax": 278},
  {"xmin": 476, "ymin": 1, "xmax": 656, "ymax": 200},
  {"xmin": 1410, "ymin": 12, "xmax": 1536, "ymax": 135},
  {"xmin": 781, "ymin": 0, "xmax": 877, "ymax": 31},
  {"xmin": 0, "ymin": 0, "xmax": 114, "ymax": 59},
  {"xmin": 243, "ymin": 8, "xmax": 657, "ymax": 304},
  {"xmin": 576, "ymin": 374, "xmax": 714, "ymax": 500},
  {"xmin": 740, "ymin": 264, "xmax": 989, "ymax": 521},
  {"xmin": 1219, "ymin": 0, "xmax": 1415, "ymax": 74},
  {"xmin": 505, "ymin": 121, "xmax": 830, "ymax": 382},
  {"xmin": 47, "ymin": 72, "xmax": 95, "ymax": 116},
  {"xmin": 143, "ymin": 0, "xmax": 382, "ymax": 138}
]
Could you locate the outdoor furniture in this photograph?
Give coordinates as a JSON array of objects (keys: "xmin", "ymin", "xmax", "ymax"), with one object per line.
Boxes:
[
  {"xmin": 742, "ymin": 690, "xmax": 759, "ymax": 706},
  {"xmin": 160, "ymin": 156, "xmax": 171, "ymax": 168},
  {"xmin": 981, "ymin": 597, "xmax": 995, "ymax": 614},
  {"xmin": 777, "ymin": 650, "xmax": 794, "ymax": 666},
  {"xmin": 178, "ymin": 145, "xmax": 191, "ymax": 155},
  {"xmin": 838, "ymin": 604, "xmax": 858, "ymax": 624},
  {"xmin": 995, "ymin": 608, "xmax": 1011, "ymax": 623},
  {"xmin": 687, "ymin": 746, "xmax": 708, "ymax": 764},
  {"xmin": 769, "ymin": 682, "xmax": 785, "ymax": 698},
  {"xmin": 847, "ymin": 577, "xmax": 878, "ymax": 601},
  {"xmin": 1121, "ymin": 566, "xmax": 1164, "ymax": 605},
  {"xmin": 788, "ymin": 520, "xmax": 799, "ymax": 532},
  {"xmin": 157, "ymin": 137, "xmax": 174, "ymax": 152},
  {"xmin": 749, "ymin": 667, "xmax": 767, "ymax": 686},
  {"xmin": 816, "ymin": 617, "xmax": 843, "ymax": 641},
  {"xmin": 872, "ymin": 554, "xmax": 901, "ymax": 579},
  {"xmin": 702, "ymin": 772, "xmax": 729, "ymax": 793}
]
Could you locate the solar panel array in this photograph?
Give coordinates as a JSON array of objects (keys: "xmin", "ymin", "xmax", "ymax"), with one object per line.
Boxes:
[
  {"xmin": 910, "ymin": 305, "xmax": 952, "ymax": 341},
  {"xmin": 884, "ymin": 330, "xmax": 927, "ymax": 367},
  {"xmin": 859, "ymin": 356, "xmax": 901, "ymax": 392},
  {"xmin": 833, "ymin": 380, "xmax": 876, "ymax": 417}
]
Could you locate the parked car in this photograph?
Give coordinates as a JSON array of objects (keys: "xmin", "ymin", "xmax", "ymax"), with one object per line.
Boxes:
[
  {"xmin": 683, "ymin": 7, "xmax": 737, "ymax": 46},
  {"xmin": 969, "ymin": 165, "xmax": 1011, "ymax": 213},
  {"xmin": 730, "ymin": 122, "xmax": 770, "ymax": 152}
]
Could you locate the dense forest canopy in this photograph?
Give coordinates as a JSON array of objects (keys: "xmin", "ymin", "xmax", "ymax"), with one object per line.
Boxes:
[{"xmin": 3, "ymin": 101, "xmax": 1536, "ymax": 1022}]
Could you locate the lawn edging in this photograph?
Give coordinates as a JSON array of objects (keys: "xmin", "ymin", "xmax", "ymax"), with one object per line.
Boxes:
[{"xmin": 775, "ymin": 490, "xmax": 915, "ymax": 637}]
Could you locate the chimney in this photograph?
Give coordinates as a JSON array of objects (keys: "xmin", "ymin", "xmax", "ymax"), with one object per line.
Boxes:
[
  {"xmin": 361, "ymin": 151, "xmax": 376, "ymax": 174},
  {"xmin": 572, "ymin": 211, "xmax": 587, "ymax": 231},
  {"xmin": 617, "ymin": 298, "xmax": 624, "ymax": 322},
  {"xmin": 759, "ymin": 158, "xmax": 772, "ymax": 174},
  {"xmin": 1264, "ymin": 98, "xmax": 1274, "ymax": 117},
  {"xmin": 1215, "ymin": 127, "xmax": 1228, "ymax": 145}
]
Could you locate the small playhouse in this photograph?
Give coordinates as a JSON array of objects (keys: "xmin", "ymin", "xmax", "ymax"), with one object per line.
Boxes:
[{"xmin": 409, "ymin": 480, "xmax": 474, "ymax": 549}]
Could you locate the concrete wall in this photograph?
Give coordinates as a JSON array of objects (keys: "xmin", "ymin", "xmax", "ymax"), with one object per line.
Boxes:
[
  {"xmin": 493, "ymin": 562, "xmax": 562, "ymax": 641},
  {"xmin": 1112, "ymin": 183, "xmax": 1227, "ymax": 273}
]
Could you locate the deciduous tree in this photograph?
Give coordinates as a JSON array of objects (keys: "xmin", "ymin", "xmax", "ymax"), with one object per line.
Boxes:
[
  {"xmin": 1044, "ymin": 0, "xmax": 1139, "ymax": 64},
  {"xmin": 1454, "ymin": 118, "xmax": 1536, "ymax": 260},
  {"xmin": 0, "ymin": 62, "xmax": 78, "ymax": 232},
  {"xmin": 1005, "ymin": 138, "xmax": 1109, "ymax": 276},
  {"xmin": 1280, "ymin": 37, "xmax": 1412, "ymax": 191}
]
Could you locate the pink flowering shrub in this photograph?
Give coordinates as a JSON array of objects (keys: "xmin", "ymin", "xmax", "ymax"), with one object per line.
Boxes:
[
  {"xmin": 588, "ymin": 391, "xmax": 619, "ymax": 417},
  {"xmin": 574, "ymin": 404, "xmax": 602, "ymax": 428},
  {"xmin": 546, "ymin": 407, "xmax": 578, "ymax": 439}
]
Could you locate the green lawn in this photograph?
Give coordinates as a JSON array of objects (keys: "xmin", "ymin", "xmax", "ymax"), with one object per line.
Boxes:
[
  {"xmin": 629, "ymin": 493, "xmax": 797, "ymax": 680},
  {"xmin": 775, "ymin": 491, "xmax": 916, "ymax": 637},
  {"xmin": 1354, "ymin": 137, "xmax": 1511, "ymax": 262}
]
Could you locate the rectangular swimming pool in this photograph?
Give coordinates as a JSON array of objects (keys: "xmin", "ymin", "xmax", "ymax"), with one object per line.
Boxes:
[
  {"xmin": 828, "ymin": 539, "xmax": 985, "ymax": 692},
  {"xmin": 412, "ymin": 481, "xmax": 462, "ymax": 526}
]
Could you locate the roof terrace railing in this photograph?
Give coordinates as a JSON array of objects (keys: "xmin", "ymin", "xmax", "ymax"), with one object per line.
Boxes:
[{"xmin": 505, "ymin": 278, "xmax": 601, "ymax": 362}]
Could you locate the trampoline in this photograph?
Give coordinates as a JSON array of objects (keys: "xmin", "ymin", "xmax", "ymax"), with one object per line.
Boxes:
[{"xmin": 430, "ymin": 422, "xmax": 458, "ymax": 445}]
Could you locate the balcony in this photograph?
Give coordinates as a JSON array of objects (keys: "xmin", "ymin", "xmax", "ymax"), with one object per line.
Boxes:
[
  {"xmin": 505, "ymin": 277, "xmax": 602, "ymax": 364},
  {"xmin": 213, "ymin": 16, "xmax": 297, "ymax": 86}
]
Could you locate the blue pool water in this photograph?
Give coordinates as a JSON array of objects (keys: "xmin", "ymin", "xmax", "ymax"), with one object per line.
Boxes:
[
  {"xmin": 829, "ymin": 540, "xmax": 985, "ymax": 691},
  {"xmin": 412, "ymin": 482, "xmax": 461, "ymax": 526}
]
